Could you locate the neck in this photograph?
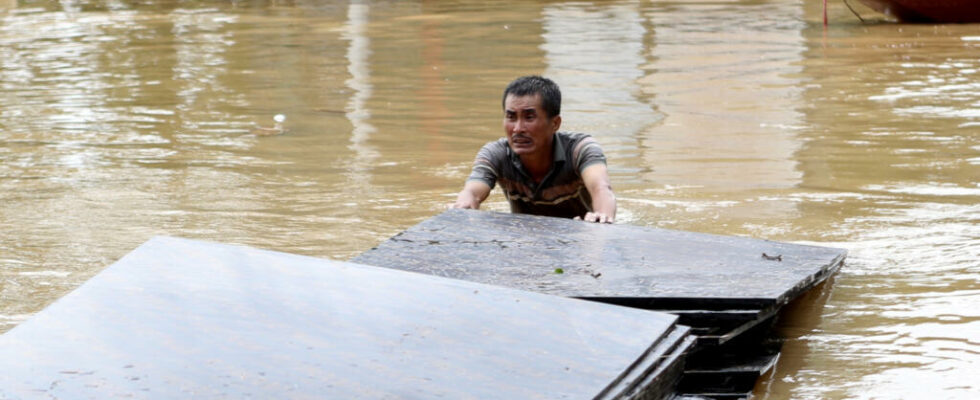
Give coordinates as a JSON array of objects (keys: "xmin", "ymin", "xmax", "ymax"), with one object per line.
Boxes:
[{"xmin": 520, "ymin": 150, "xmax": 553, "ymax": 183}]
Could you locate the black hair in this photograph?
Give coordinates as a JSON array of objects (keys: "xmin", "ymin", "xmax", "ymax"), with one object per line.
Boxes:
[{"xmin": 501, "ymin": 75, "xmax": 561, "ymax": 119}]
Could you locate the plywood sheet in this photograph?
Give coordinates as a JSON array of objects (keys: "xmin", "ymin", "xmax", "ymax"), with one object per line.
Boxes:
[
  {"xmin": 355, "ymin": 209, "xmax": 846, "ymax": 306},
  {"xmin": 0, "ymin": 236, "xmax": 688, "ymax": 400}
]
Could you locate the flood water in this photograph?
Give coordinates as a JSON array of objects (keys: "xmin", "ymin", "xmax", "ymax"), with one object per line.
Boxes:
[{"xmin": 1, "ymin": 0, "xmax": 977, "ymax": 398}]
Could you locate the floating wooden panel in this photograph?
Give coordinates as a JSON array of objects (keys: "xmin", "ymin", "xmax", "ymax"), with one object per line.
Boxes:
[
  {"xmin": 1, "ymin": 236, "xmax": 691, "ymax": 400},
  {"xmin": 354, "ymin": 209, "xmax": 846, "ymax": 344}
]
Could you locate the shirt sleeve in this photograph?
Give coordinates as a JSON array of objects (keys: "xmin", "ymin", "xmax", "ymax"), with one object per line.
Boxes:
[
  {"xmin": 572, "ymin": 135, "xmax": 607, "ymax": 174},
  {"xmin": 465, "ymin": 140, "xmax": 503, "ymax": 189}
]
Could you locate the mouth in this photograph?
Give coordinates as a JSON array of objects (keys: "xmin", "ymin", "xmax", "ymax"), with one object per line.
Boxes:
[{"xmin": 511, "ymin": 135, "xmax": 532, "ymax": 146}]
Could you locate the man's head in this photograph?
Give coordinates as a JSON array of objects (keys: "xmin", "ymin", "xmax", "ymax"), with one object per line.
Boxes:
[
  {"xmin": 501, "ymin": 75, "xmax": 561, "ymax": 119},
  {"xmin": 502, "ymin": 76, "xmax": 562, "ymax": 158}
]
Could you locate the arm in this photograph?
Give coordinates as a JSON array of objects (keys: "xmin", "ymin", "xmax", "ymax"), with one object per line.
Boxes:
[
  {"xmin": 452, "ymin": 180, "xmax": 492, "ymax": 210},
  {"xmin": 453, "ymin": 140, "xmax": 503, "ymax": 210},
  {"xmin": 580, "ymin": 163, "xmax": 616, "ymax": 223}
]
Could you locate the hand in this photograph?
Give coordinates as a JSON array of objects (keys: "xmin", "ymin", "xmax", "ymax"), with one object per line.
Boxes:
[
  {"xmin": 450, "ymin": 199, "xmax": 477, "ymax": 209},
  {"xmin": 574, "ymin": 212, "xmax": 614, "ymax": 224},
  {"xmin": 450, "ymin": 181, "xmax": 491, "ymax": 210}
]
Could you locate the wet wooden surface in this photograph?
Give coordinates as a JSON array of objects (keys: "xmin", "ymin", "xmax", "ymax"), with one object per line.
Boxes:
[
  {"xmin": 353, "ymin": 209, "xmax": 846, "ymax": 398},
  {"xmin": 0, "ymin": 236, "xmax": 690, "ymax": 399},
  {"xmin": 354, "ymin": 209, "xmax": 846, "ymax": 307}
]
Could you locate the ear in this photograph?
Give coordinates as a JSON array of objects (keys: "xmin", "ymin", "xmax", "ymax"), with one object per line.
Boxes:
[{"xmin": 551, "ymin": 115, "xmax": 562, "ymax": 132}]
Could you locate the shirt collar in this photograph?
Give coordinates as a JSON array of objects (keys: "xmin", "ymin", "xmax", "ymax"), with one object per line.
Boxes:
[
  {"xmin": 508, "ymin": 133, "xmax": 565, "ymax": 171},
  {"xmin": 551, "ymin": 132, "xmax": 566, "ymax": 164}
]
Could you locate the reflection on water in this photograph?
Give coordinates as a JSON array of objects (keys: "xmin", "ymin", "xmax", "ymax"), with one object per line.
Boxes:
[
  {"xmin": 342, "ymin": 1, "xmax": 379, "ymax": 201},
  {"xmin": 541, "ymin": 1, "xmax": 662, "ymax": 153},
  {"xmin": 639, "ymin": 0, "xmax": 806, "ymax": 190},
  {"xmin": 0, "ymin": 0, "xmax": 978, "ymax": 399}
]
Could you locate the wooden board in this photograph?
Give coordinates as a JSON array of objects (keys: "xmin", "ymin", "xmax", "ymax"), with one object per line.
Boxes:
[
  {"xmin": 353, "ymin": 210, "xmax": 845, "ymax": 398},
  {"xmin": 0, "ymin": 236, "xmax": 691, "ymax": 400},
  {"xmin": 353, "ymin": 209, "xmax": 846, "ymax": 344}
]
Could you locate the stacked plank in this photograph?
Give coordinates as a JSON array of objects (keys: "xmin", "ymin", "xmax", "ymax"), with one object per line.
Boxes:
[
  {"xmin": 0, "ymin": 236, "xmax": 692, "ymax": 400},
  {"xmin": 353, "ymin": 209, "xmax": 847, "ymax": 399}
]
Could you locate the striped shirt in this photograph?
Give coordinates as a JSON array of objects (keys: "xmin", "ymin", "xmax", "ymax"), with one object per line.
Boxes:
[{"xmin": 467, "ymin": 132, "xmax": 607, "ymax": 219}]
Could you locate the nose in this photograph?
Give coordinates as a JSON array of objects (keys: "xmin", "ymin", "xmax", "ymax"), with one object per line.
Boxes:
[{"xmin": 511, "ymin": 119, "xmax": 524, "ymax": 134}]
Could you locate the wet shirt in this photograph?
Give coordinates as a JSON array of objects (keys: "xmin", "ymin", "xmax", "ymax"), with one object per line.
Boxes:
[{"xmin": 466, "ymin": 132, "xmax": 607, "ymax": 219}]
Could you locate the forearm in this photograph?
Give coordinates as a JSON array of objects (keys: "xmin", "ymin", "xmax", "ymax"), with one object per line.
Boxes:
[
  {"xmin": 590, "ymin": 186, "xmax": 616, "ymax": 219},
  {"xmin": 452, "ymin": 180, "xmax": 491, "ymax": 209},
  {"xmin": 580, "ymin": 163, "xmax": 616, "ymax": 223}
]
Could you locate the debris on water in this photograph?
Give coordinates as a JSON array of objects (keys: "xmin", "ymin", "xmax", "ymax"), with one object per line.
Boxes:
[
  {"xmin": 554, "ymin": 268, "xmax": 564, "ymax": 274},
  {"xmin": 762, "ymin": 253, "xmax": 782, "ymax": 262},
  {"xmin": 313, "ymin": 108, "xmax": 346, "ymax": 114},
  {"xmin": 251, "ymin": 114, "xmax": 287, "ymax": 136}
]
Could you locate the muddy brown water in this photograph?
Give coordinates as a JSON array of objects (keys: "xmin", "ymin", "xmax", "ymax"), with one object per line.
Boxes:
[{"xmin": 1, "ymin": 1, "xmax": 977, "ymax": 398}]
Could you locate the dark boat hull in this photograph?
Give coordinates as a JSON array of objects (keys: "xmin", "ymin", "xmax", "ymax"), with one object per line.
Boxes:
[{"xmin": 858, "ymin": 0, "xmax": 980, "ymax": 23}]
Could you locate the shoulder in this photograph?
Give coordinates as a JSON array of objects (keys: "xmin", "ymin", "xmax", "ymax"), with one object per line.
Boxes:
[
  {"xmin": 557, "ymin": 131, "xmax": 600, "ymax": 152},
  {"xmin": 557, "ymin": 131, "xmax": 603, "ymax": 155},
  {"xmin": 556, "ymin": 131, "xmax": 592, "ymax": 143},
  {"xmin": 474, "ymin": 138, "xmax": 510, "ymax": 165},
  {"xmin": 558, "ymin": 131, "xmax": 606, "ymax": 171}
]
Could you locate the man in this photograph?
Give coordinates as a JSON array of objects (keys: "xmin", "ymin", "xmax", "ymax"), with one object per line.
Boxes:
[{"xmin": 452, "ymin": 76, "xmax": 616, "ymax": 223}]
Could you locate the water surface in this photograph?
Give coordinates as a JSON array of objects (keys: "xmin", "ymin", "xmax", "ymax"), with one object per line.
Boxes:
[{"xmin": 1, "ymin": 0, "xmax": 977, "ymax": 398}]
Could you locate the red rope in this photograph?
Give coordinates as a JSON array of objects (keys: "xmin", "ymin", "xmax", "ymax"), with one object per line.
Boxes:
[{"xmin": 823, "ymin": 0, "xmax": 828, "ymax": 26}]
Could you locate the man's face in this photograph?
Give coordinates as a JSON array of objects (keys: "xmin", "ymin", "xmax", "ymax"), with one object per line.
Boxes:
[{"xmin": 503, "ymin": 94, "xmax": 560, "ymax": 157}]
